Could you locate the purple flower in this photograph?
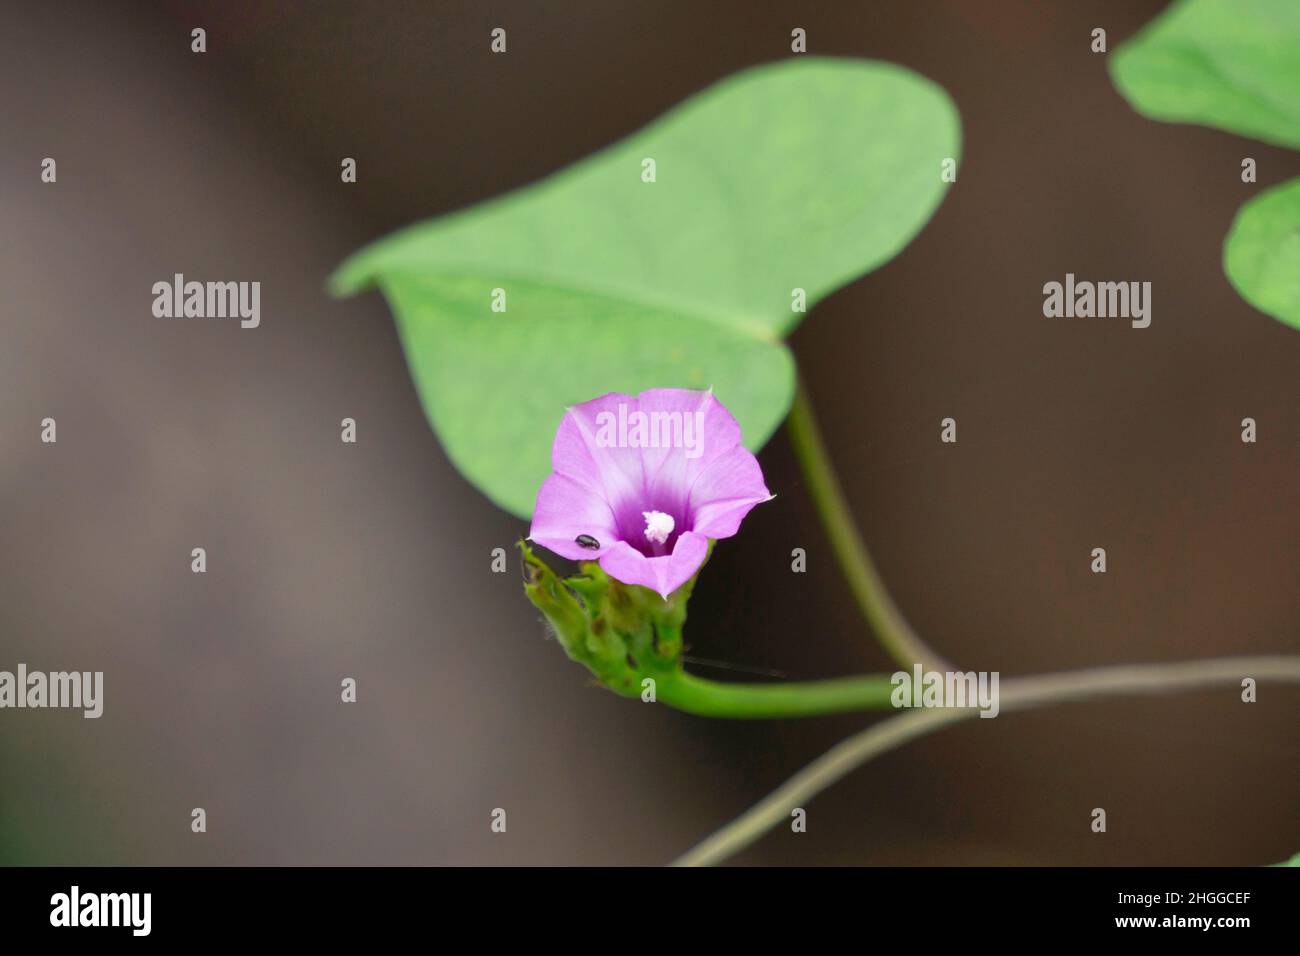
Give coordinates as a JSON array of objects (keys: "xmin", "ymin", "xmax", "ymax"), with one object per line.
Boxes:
[{"xmin": 528, "ymin": 388, "xmax": 773, "ymax": 598}]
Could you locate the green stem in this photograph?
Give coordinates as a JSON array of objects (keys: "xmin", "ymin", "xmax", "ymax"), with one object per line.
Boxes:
[
  {"xmin": 673, "ymin": 655, "xmax": 1300, "ymax": 865},
  {"xmin": 655, "ymin": 669, "xmax": 896, "ymax": 719},
  {"xmin": 786, "ymin": 375, "xmax": 951, "ymax": 673}
]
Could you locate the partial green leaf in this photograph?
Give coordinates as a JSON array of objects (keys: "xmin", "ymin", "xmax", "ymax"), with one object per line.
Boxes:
[
  {"xmin": 332, "ymin": 58, "xmax": 960, "ymax": 517},
  {"xmin": 1272, "ymin": 850, "xmax": 1300, "ymax": 866},
  {"xmin": 1110, "ymin": 0, "xmax": 1300, "ymax": 150},
  {"xmin": 383, "ymin": 273, "xmax": 794, "ymax": 517},
  {"xmin": 1224, "ymin": 176, "xmax": 1300, "ymax": 331}
]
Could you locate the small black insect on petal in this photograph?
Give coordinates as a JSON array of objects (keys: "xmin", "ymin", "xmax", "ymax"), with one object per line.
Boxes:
[{"xmin": 574, "ymin": 534, "xmax": 601, "ymax": 551}]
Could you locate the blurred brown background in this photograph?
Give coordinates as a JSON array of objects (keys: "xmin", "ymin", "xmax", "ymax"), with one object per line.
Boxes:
[{"xmin": 2, "ymin": 0, "xmax": 1296, "ymax": 865}]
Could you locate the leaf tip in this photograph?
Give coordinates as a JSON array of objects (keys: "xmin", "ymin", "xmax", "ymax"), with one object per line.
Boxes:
[{"xmin": 325, "ymin": 259, "xmax": 374, "ymax": 299}]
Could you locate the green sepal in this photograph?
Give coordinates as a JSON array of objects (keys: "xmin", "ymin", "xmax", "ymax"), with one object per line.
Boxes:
[{"xmin": 517, "ymin": 539, "xmax": 714, "ymax": 697}]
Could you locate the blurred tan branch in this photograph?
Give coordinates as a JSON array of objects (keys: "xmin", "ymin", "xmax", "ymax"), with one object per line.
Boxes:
[{"xmin": 674, "ymin": 655, "xmax": 1300, "ymax": 866}]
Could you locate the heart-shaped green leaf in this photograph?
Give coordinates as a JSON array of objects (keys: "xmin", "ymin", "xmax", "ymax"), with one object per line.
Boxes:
[
  {"xmin": 332, "ymin": 58, "xmax": 960, "ymax": 517},
  {"xmin": 1224, "ymin": 176, "xmax": 1300, "ymax": 331},
  {"xmin": 1109, "ymin": 0, "xmax": 1300, "ymax": 150}
]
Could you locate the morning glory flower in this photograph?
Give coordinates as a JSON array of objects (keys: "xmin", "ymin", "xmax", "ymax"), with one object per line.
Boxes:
[{"xmin": 528, "ymin": 388, "xmax": 773, "ymax": 598}]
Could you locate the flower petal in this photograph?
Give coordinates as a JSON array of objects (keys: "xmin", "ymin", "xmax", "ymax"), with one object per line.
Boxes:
[
  {"xmin": 528, "ymin": 473, "xmax": 619, "ymax": 560},
  {"xmin": 638, "ymin": 388, "xmax": 747, "ymax": 513},
  {"xmin": 688, "ymin": 445, "xmax": 772, "ymax": 539},
  {"xmin": 550, "ymin": 392, "xmax": 644, "ymax": 512},
  {"xmin": 598, "ymin": 530, "xmax": 710, "ymax": 598},
  {"xmin": 635, "ymin": 387, "xmax": 740, "ymax": 469}
]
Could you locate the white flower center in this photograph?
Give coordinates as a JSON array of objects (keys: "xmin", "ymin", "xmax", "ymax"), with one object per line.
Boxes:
[{"xmin": 642, "ymin": 510, "xmax": 675, "ymax": 545}]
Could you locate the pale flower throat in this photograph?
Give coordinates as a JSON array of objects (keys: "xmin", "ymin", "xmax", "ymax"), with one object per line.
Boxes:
[{"xmin": 642, "ymin": 510, "xmax": 675, "ymax": 545}]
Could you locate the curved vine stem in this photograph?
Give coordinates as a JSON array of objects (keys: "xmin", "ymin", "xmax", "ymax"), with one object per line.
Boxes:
[
  {"xmin": 654, "ymin": 668, "xmax": 896, "ymax": 718},
  {"xmin": 786, "ymin": 376, "xmax": 951, "ymax": 673},
  {"xmin": 672, "ymin": 655, "xmax": 1300, "ymax": 866}
]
